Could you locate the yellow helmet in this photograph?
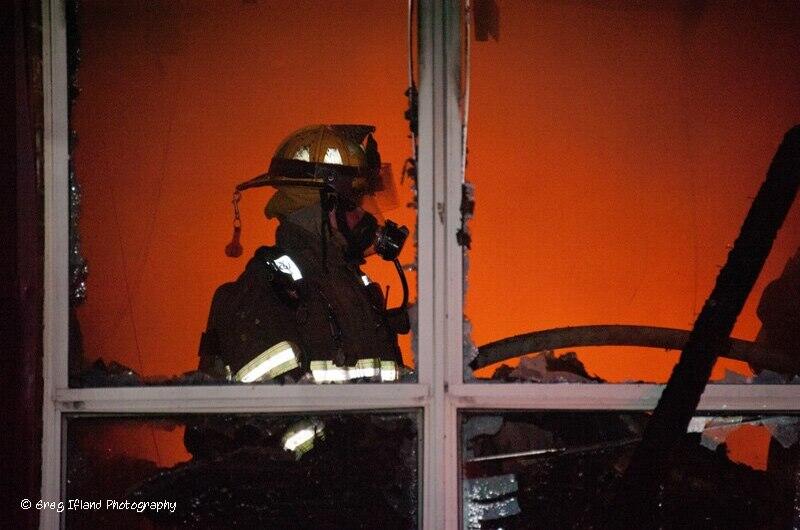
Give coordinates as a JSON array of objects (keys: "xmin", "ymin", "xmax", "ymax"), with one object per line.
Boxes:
[
  {"xmin": 236, "ymin": 124, "xmax": 382, "ymax": 195},
  {"xmin": 225, "ymin": 124, "xmax": 390, "ymax": 258}
]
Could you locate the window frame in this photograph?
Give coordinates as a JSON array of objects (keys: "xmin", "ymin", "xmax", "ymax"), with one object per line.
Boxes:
[
  {"xmin": 40, "ymin": 1, "xmax": 800, "ymax": 529},
  {"xmin": 442, "ymin": 0, "xmax": 800, "ymax": 527},
  {"xmin": 42, "ymin": 0, "xmax": 438, "ymax": 527}
]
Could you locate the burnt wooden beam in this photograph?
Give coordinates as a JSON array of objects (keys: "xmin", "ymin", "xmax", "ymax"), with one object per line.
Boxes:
[{"xmin": 611, "ymin": 125, "xmax": 800, "ymax": 527}]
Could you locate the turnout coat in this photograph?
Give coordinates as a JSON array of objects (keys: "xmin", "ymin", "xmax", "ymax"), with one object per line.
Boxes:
[{"xmin": 198, "ymin": 204, "xmax": 406, "ymax": 381}]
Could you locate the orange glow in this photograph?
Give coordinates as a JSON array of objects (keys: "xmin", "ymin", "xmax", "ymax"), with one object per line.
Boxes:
[
  {"xmin": 724, "ymin": 424, "xmax": 772, "ymax": 471},
  {"xmin": 75, "ymin": 421, "xmax": 190, "ymax": 468},
  {"xmin": 73, "ymin": 0, "xmax": 417, "ymax": 379},
  {"xmin": 71, "ymin": 0, "xmax": 800, "ymax": 471},
  {"xmin": 467, "ymin": 1, "xmax": 800, "ymax": 382}
]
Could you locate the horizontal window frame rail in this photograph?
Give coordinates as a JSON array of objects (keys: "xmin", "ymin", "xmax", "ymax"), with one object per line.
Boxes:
[
  {"xmin": 53, "ymin": 382, "xmax": 800, "ymax": 414},
  {"xmin": 55, "ymin": 384, "xmax": 431, "ymax": 413},
  {"xmin": 52, "ymin": 381, "xmax": 800, "ymax": 414},
  {"xmin": 447, "ymin": 382, "xmax": 800, "ymax": 411}
]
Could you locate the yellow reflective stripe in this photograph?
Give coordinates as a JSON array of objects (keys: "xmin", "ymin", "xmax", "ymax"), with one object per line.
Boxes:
[
  {"xmin": 283, "ymin": 427, "xmax": 315, "ymax": 451},
  {"xmin": 351, "ymin": 358, "xmax": 381, "ymax": 379},
  {"xmin": 380, "ymin": 360, "xmax": 399, "ymax": 382},
  {"xmin": 235, "ymin": 341, "xmax": 301, "ymax": 382},
  {"xmin": 309, "ymin": 360, "xmax": 349, "ymax": 383},
  {"xmin": 310, "ymin": 358, "xmax": 398, "ymax": 383},
  {"xmin": 282, "ymin": 420, "xmax": 325, "ymax": 458}
]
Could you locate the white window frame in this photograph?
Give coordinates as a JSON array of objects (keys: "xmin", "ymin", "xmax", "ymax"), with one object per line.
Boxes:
[{"xmin": 40, "ymin": 1, "xmax": 800, "ymax": 529}]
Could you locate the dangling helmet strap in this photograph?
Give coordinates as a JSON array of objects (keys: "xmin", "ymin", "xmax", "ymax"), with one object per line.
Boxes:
[{"xmin": 225, "ymin": 191, "xmax": 244, "ymax": 258}]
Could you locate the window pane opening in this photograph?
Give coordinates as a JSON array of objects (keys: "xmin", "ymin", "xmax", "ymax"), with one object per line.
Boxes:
[
  {"xmin": 462, "ymin": 0, "xmax": 800, "ymax": 384},
  {"xmin": 461, "ymin": 411, "xmax": 800, "ymax": 529},
  {"xmin": 66, "ymin": 411, "xmax": 420, "ymax": 528},
  {"xmin": 67, "ymin": 0, "xmax": 421, "ymax": 387}
]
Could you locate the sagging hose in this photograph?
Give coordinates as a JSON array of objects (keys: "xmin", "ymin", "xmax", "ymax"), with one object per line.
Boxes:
[{"xmin": 471, "ymin": 324, "xmax": 800, "ymax": 375}]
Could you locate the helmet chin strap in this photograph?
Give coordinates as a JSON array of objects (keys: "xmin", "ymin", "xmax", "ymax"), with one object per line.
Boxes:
[{"xmin": 319, "ymin": 187, "xmax": 337, "ymax": 271}]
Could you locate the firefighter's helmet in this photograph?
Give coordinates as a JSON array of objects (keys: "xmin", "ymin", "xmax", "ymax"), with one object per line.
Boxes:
[
  {"xmin": 235, "ymin": 124, "xmax": 383, "ymax": 196},
  {"xmin": 225, "ymin": 124, "xmax": 389, "ymax": 258}
]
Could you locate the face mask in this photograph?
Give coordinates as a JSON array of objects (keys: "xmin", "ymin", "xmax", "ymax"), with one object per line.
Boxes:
[{"xmin": 335, "ymin": 206, "xmax": 378, "ymax": 264}]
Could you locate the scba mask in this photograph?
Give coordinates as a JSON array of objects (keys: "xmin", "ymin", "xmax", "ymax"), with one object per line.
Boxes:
[
  {"xmin": 334, "ymin": 203, "xmax": 380, "ymax": 264},
  {"xmin": 323, "ymin": 187, "xmax": 410, "ymax": 315},
  {"xmin": 329, "ymin": 196, "xmax": 409, "ymax": 265}
]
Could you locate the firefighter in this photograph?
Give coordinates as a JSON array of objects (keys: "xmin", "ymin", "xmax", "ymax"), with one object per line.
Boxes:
[
  {"xmin": 754, "ymin": 247, "xmax": 800, "ymax": 376},
  {"xmin": 197, "ymin": 124, "xmax": 410, "ymax": 384}
]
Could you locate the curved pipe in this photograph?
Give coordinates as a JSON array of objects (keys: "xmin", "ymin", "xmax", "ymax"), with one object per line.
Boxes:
[{"xmin": 472, "ymin": 324, "xmax": 799, "ymax": 375}]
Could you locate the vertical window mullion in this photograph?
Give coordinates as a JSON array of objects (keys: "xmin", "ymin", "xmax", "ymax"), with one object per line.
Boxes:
[
  {"xmin": 427, "ymin": 0, "xmax": 464, "ymax": 528},
  {"xmin": 41, "ymin": 0, "xmax": 69, "ymax": 526},
  {"xmin": 417, "ymin": 1, "xmax": 439, "ymax": 528}
]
